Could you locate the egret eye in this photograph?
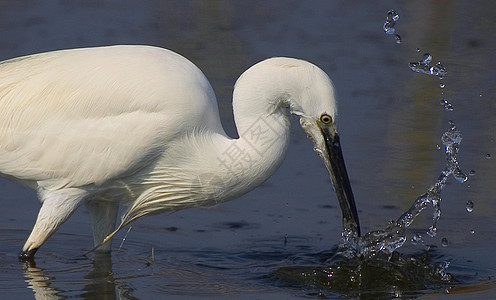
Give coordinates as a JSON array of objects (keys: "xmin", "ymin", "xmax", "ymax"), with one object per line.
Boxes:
[{"xmin": 320, "ymin": 114, "xmax": 332, "ymax": 124}]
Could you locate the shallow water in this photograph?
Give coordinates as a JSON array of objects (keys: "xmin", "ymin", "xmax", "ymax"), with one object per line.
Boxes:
[{"xmin": 1, "ymin": 1, "xmax": 496, "ymax": 299}]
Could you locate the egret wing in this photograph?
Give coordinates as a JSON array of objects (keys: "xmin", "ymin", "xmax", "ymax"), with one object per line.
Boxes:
[{"xmin": 0, "ymin": 46, "xmax": 221, "ymax": 189}]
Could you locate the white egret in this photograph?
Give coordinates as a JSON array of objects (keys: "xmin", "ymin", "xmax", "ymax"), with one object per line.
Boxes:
[{"xmin": 0, "ymin": 45, "xmax": 360, "ymax": 259}]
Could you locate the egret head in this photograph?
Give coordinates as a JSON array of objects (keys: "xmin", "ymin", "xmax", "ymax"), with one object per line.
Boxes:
[
  {"xmin": 234, "ymin": 57, "xmax": 360, "ymax": 237},
  {"xmin": 284, "ymin": 59, "xmax": 361, "ymax": 237}
]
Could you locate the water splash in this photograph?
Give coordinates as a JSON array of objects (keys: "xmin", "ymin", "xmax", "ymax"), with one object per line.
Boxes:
[
  {"xmin": 409, "ymin": 53, "xmax": 447, "ymax": 78},
  {"xmin": 410, "ymin": 51, "xmax": 450, "ymax": 109},
  {"xmin": 340, "ymin": 121, "xmax": 467, "ymax": 258},
  {"xmin": 433, "ymin": 260, "xmax": 453, "ymax": 282},
  {"xmin": 383, "ymin": 10, "xmax": 399, "ymax": 34},
  {"xmin": 272, "ymin": 249, "xmax": 455, "ymax": 297}
]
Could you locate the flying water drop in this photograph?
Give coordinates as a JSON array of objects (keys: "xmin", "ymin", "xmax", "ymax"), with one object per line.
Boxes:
[
  {"xmin": 389, "ymin": 10, "xmax": 399, "ymax": 22},
  {"xmin": 441, "ymin": 237, "xmax": 449, "ymax": 247},
  {"xmin": 442, "ymin": 121, "xmax": 468, "ymax": 183},
  {"xmin": 440, "ymin": 99, "xmax": 454, "ymax": 111},
  {"xmin": 384, "ymin": 23, "xmax": 395, "ymax": 34},
  {"xmin": 394, "ymin": 34, "xmax": 402, "ymax": 44},
  {"xmin": 409, "ymin": 53, "xmax": 447, "ymax": 77},
  {"xmin": 427, "ymin": 226, "xmax": 438, "ymax": 237},
  {"xmin": 466, "ymin": 200, "xmax": 474, "ymax": 212},
  {"xmin": 411, "ymin": 233, "xmax": 423, "ymax": 245},
  {"xmin": 383, "ymin": 10, "xmax": 399, "ymax": 34},
  {"xmin": 436, "ymin": 261, "xmax": 452, "ymax": 281},
  {"xmin": 423, "ymin": 53, "xmax": 432, "ymax": 64}
]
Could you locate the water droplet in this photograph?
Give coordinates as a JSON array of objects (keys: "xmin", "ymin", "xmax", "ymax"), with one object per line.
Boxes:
[
  {"xmin": 469, "ymin": 169, "xmax": 476, "ymax": 176},
  {"xmin": 383, "ymin": 22, "xmax": 395, "ymax": 34},
  {"xmin": 453, "ymin": 168, "xmax": 468, "ymax": 183},
  {"xmin": 442, "ymin": 125, "xmax": 462, "ymax": 145},
  {"xmin": 436, "ymin": 260, "xmax": 452, "ymax": 281},
  {"xmin": 427, "ymin": 226, "xmax": 437, "ymax": 237},
  {"xmin": 470, "ymin": 229, "xmax": 475, "ymax": 234},
  {"xmin": 409, "ymin": 54, "xmax": 447, "ymax": 77},
  {"xmin": 441, "ymin": 237, "xmax": 449, "ymax": 247},
  {"xmin": 387, "ymin": 10, "xmax": 399, "ymax": 22},
  {"xmin": 395, "ymin": 34, "xmax": 402, "ymax": 44},
  {"xmin": 440, "ymin": 99, "xmax": 454, "ymax": 111},
  {"xmin": 486, "ymin": 153, "xmax": 491, "ymax": 159},
  {"xmin": 411, "ymin": 233, "xmax": 423, "ymax": 245},
  {"xmin": 466, "ymin": 200, "xmax": 474, "ymax": 212},
  {"xmin": 423, "ymin": 53, "xmax": 432, "ymax": 64},
  {"xmin": 439, "ymin": 83, "xmax": 445, "ymax": 89},
  {"xmin": 392, "ymin": 286, "xmax": 401, "ymax": 298},
  {"xmin": 434, "ymin": 62, "xmax": 447, "ymax": 77},
  {"xmin": 384, "ymin": 10, "xmax": 399, "ymax": 35}
]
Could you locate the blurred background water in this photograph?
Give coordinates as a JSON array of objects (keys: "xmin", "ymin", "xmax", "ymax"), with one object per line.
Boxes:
[{"xmin": 0, "ymin": 0, "xmax": 495, "ymax": 299}]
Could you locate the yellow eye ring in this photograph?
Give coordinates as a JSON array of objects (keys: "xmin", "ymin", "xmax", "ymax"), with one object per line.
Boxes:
[{"xmin": 320, "ymin": 114, "xmax": 332, "ymax": 124}]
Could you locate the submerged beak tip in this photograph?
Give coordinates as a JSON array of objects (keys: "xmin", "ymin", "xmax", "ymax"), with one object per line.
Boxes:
[
  {"xmin": 301, "ymin": 117, "xmax": 361, "ymax": 237},
  {"xmin": 321, "ymin": 124, "xmax": 361, "ymax": 237}
]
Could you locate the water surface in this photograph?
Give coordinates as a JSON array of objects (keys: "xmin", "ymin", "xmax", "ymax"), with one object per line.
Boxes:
[{"xmin": 0, "ymin": 1, "xmax": 495, "ymax": 299}]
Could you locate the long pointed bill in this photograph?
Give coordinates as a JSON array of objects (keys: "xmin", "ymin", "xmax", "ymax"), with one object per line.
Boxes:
[
  {"xmin": 321, "ymin": 125, "xmax": 361, "ymax": 237},
  {"xmin": 300, "ymin": 116, "xmax": 361, "ymax": 238}
]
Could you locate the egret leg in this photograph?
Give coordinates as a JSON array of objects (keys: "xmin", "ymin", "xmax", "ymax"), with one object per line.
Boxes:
[
  {"xmin": 20, "ymin": 188, "xmax": 87, "ymax": 259},
  {"xmin": 85, "ymin": 200, "xmax": 118, "ymax": 252}
]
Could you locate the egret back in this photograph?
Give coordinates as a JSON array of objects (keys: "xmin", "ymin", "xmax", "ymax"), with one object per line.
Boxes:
[{"xmin": 0, "ymin": 46, "xmax": 223, "ymax": 189}]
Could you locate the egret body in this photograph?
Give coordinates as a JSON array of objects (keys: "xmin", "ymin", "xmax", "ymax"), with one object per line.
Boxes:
[{"xmin": 0, "ymin": 45, "xmax": 359, "ymax": 258}]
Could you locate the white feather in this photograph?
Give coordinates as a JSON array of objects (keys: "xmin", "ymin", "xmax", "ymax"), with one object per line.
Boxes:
[{"xmin": 0, "ymin": 45, "xmax": 341, "ymax": 256}]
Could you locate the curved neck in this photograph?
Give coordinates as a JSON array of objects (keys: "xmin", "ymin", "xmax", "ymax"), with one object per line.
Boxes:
[
  {"xmin": 198, "ymin": 64, "xmax": 298, "ymax": 202},
  {"xmin": 207, "ymin": 105, "xmax": 290, "ymax": 202},
  {"xmin": 223, "ymin": 105, "xmax": 290, "ymax": 193},
  {"xmin": 147, "ymin": 59, "xmax": 315, "ymax": 206},
  {"xmin": 118, "ymin": 93, "xmax": 291, "ymax": 230}
]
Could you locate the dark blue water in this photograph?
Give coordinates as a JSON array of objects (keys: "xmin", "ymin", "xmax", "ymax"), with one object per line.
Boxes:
[{"xmin": 1, "ymin": 1, "xmax": 495, "ymax": 299}]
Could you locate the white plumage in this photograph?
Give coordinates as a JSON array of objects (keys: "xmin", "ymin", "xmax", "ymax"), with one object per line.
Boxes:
[{"xmin": 0, "ymin": 45, "xmax": 359, "ymax": 258}]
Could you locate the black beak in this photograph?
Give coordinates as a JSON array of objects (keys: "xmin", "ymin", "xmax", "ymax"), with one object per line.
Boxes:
[{"xmin": 321, "ymin": 125, "xmax": 361, "ymax": 237}]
